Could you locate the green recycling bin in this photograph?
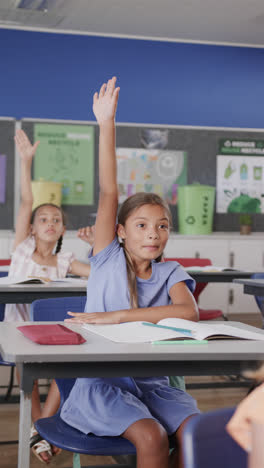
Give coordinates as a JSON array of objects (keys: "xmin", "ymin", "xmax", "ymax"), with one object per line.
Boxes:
[{"xmin": 177, "ymin": 184, "xmax": 215, "ymax": 235}]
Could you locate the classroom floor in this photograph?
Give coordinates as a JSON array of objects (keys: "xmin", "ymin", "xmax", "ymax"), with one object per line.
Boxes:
[{"xmin": 0, "ymin": 313, "xmax": 261, "ymax": 468}]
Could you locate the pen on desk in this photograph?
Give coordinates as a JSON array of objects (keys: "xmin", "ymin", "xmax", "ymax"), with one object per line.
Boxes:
[
  {"xmin": 152, "ymin": 340, "xmax": 208, "ymax": 345},
  {"xmin": 142, "ymin": 322, "xmax": 192, "ymax": 336}
]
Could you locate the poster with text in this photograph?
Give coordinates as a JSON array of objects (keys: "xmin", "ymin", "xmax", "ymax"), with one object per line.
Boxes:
[
  {"xmin": 33, "ymin": 123, "xmax": 94, "ymax": 205},
  {"xmin": 116, "ymin": 148, "xmax": 187, "ymax": 204},
  {"xmin": 216, "ymin": 139, "xmax": 264, "ymax": 213}
]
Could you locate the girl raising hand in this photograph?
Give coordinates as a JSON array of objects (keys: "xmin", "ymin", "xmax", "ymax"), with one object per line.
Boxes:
[
  {"xmin": 5, "ymin": 129, "xmax": 93, "ymax": 463},
  {"xmin": 62, "ymin": 77, "xmax": 200, "ymax": 468}
]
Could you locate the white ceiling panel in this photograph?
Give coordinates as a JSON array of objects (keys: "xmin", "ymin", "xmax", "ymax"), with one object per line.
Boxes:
[{"xmin": 0, "ymin": 0, "xmax": 264, "ymax": 46}]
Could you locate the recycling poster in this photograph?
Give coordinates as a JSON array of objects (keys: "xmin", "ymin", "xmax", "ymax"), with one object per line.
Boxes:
[
  {"xmin": 116, "ymin": 148, "xmax": 187, "ymax": 205},
  {"xmin": 33, "ymin": 123, "xmax": 94, "ymax": 205},
  {"xmin": 216, "ymin": 139, "xmax": 264, "ymax": 213}
]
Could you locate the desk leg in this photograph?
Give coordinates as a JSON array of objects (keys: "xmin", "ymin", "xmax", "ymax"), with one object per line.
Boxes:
[
  {"xmin": 18, "ymin": 389, "xmax": 32, "ymax": 468},
  {"xmin": 260, "ymin": 300, "xmax": 264, "ymax": 329}
]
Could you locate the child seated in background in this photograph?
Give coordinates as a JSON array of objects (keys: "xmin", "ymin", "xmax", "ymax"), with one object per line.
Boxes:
[{"xmin": 4, "ymin": 129, "xmax": 94, "ymax": 463}]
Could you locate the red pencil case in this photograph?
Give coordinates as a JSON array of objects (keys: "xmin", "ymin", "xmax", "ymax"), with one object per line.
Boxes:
[{"xmin": 17, "ymin": 324, "xmax": 86, "ymax": 345}]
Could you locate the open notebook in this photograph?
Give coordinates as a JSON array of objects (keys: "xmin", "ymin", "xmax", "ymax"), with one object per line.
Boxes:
[
  {"xmin": 0, "ymin": 276, "xmax": 88, "ymax": 285},
  {"xmin": 82, "ymin": 318, "xmax": 264, "ymax": 344}
]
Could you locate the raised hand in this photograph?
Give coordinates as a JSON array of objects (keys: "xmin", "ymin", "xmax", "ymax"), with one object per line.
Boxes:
[
  {"xmin": 13, "ymin": 130, "xmax": 40, "ymax": 248},
  {"xmin": 77, "ymin": 225, "xmax": 95, "ymax": 245},
  {"xmin": 93, "ymin": 76, "xmax": 120, "ymax": 125},
  {"xmin": 14, "ymin": 129, "xmax": 40, "ymax": 162}
]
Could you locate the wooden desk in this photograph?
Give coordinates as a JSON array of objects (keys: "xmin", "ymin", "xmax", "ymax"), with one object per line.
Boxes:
[{"xmin": 0, "ymin": 321, "xmax": 264, "ymax": 468}]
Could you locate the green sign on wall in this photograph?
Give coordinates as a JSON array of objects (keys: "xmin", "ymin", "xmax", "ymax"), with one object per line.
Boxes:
[{"xmin": 34, "ymin": 123, "xmax": 94, "ymax": 205}]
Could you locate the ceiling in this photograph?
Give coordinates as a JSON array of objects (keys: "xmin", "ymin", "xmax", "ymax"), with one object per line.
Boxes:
[{"xmin": 1, "ymin": 0, "xmax": 264, "ymax": 47}]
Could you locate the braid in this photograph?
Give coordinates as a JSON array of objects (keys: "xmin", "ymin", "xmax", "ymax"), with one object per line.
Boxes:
[{"xmin": 55, "ymin": 235, "xmax": 63, "ymax": 254}]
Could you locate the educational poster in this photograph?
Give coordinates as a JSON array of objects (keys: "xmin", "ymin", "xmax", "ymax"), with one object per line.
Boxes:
[
  {"xmin": 33, "ymin": 123, "xmax": 94, "ymax": 205},
  {"xmin": 216, "ymin": 139, "xmax": 264, "ymax": 213},
  {"xmin": 0, "ymin": 155, "xmax": 6, "ymax": 204},
  {"xmin": 116, "ymin": 148, "xmax": 187, "ymax": 204}
]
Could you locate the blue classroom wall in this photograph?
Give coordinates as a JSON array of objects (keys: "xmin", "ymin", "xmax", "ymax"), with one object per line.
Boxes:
[{"xmin": 1, "ymin": 28, "xmax": 264, "ymax": 128}]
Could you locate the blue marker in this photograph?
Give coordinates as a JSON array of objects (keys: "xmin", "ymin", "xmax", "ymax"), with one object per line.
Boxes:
[{"xmin": 142, "ymin": 322, "xmax": 192, "ymax": 337}]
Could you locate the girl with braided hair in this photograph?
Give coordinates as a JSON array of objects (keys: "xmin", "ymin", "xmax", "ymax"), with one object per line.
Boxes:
[{"xmin": 5, "ymin": 129, "xmax": 92, "ymax": 320}]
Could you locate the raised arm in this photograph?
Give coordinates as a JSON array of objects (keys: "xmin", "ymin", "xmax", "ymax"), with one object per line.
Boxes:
[
  {"xmin": 14, "ymin": 130, "xmax": 40, "ymax": 249},
  {"xmin": 92, "ymin": 77, "xmax": 120, "ymax": 256}
]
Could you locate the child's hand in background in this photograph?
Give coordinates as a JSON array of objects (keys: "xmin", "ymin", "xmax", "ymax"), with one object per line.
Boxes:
[
  {"xmin": 226, "ymin": 382, "xmax": 264, "ymax": 451},
  {"xmin": 77, "ymin": 225, "xmax": 95, "ymax": 245},
  {"xmin": 15, "ymin": 129, "xmax": 40, "ymax": 162},
  {"xmin": 93, "ymin": 76, "xmax": 120, "ymax": 125}
]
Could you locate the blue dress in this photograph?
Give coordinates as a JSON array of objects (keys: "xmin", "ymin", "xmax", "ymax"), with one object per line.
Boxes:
[{"xmin": 61, "ymin": 237, "xmax": 200, "ymax": 436}]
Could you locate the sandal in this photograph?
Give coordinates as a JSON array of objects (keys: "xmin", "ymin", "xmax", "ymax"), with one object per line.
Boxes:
[{"xmin": 30, "ymin": 426, "xmax": 53, "ymax": 464}]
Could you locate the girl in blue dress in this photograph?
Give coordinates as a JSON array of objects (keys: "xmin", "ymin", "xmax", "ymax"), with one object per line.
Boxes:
[{"xmin": 62, "ymin": 77, "xmax": 200, "ymax": 467}]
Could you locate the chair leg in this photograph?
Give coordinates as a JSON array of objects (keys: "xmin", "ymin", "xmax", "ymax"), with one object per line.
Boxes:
[
  {"xmin": 4, "ymin": 367, "xmax": 14, "ymax": 401},
  {"xmin": 73, "ymin": 452, "xmax": 81, "ymax": 468},
  {"xmin": 113, "ymin": 455, "xmax": 137, "ymax": 467},
  {"xmin": 75, "ymin": 453, "xmax": 136, "ymax": 468}
]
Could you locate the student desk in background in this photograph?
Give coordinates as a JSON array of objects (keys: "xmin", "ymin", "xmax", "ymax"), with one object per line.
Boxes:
[
  {"xmin": 0, "ymin": 321, "xmax": 264, "ymax": 468},
  {"xmin": 190, "ymin": 270, "xmax": 253, "ymax": 283},
  {"xmin": 233, "ymin": 278, "xmax": 264, "ymax": 296},
  {"xmin": 0, "ymin": 271, "xmax": 254, "ymax": 305},
  {"xmin": 0, "ymin": 282, "xmax": 87, "ymax": 304}
]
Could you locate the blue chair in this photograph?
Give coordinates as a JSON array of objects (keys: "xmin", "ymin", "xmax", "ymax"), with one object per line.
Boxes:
[
  {"xmin": 182, "ymin": 407, "xmax": 247, "ymax": 468},
  {"xmin": 0, "ymin": 271, "xmax": 15, "ymax": 402},
  {"xmin": 251, "ymin": 273, "xmax": 264, "ymax": 328},
  {"xmin": 34, "ymin": 378, "xmax": 137, "ymax": 468},
  {"xmin": 31, "ymin": 296, "xmax": 138, "ymax": 468},
  {"xmin": 30, "ymin": 295, "xmax": 87, "ymax": 321}
]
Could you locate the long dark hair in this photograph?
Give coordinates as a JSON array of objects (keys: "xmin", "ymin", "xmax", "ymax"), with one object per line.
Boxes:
[
  {"xmin": 118, "ymin": 192, "xmax": 172, "ymax": 308},
  {"xmin": 30, "ymin": 203, "xmax": 67, "ymax": 254}
]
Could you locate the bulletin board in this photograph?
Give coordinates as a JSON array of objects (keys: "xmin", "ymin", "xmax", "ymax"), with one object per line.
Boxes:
[
  {"xmin": 0, "ymin": 118, "xmax": 16, "ymax": 230},
  {"xmin": 114, "ymin": 124, "xmax": 264, "ymax": 232},
  {"xmin": 21, "ymin": 119, "xmax": 264, "ymax": 232}
]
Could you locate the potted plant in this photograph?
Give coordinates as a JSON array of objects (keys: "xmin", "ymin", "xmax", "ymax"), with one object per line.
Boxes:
[{"xmin": 239, "ymin": 214, "xmax": 252, "ymax": 235}]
